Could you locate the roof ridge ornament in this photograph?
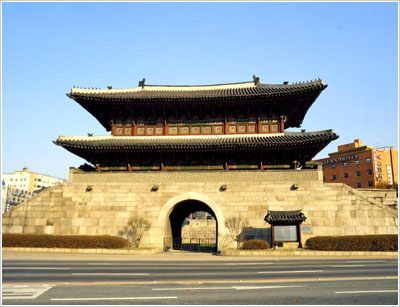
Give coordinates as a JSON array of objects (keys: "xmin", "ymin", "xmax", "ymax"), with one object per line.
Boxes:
[
  {"xmin": 252, "ymin": 75, "xmax": 260, "ymax": 86},
  {"xmin": 138, "ymin": 78, "xmax": 146, "ymax": 89}
]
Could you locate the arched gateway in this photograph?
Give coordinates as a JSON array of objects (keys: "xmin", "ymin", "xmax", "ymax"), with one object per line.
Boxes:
[
  {"xmin": 2, "ymin": 77, "xmax": 398, "ymax": 255},
  {"xmin": 20, "ymin": 76, "xmax": 374, "ymax": 252},
  {"xmin": 157, "ymin": 192, "xmax": 225, "ymax": 252}
]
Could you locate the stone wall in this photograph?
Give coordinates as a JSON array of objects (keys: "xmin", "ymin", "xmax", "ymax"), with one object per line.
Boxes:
[
  {"xmin": 69, "ymin": 167, "xmax": 321, "ymax": 184},
  {"xmin": 358, "ymin": 189, "xmax": 398, "ymax": 209},
  {"xmin": 2, "ymin": 168, "xmax": 397, "ymax": 250},
  {"xmin": 181, "ymin": 218, "xmax": 217, "ymax": 240}
]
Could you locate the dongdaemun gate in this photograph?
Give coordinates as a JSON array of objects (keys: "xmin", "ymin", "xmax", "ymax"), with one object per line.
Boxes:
[{"xmin": 3, "ymin": 76, "xmax": 397, "ymax": 251}]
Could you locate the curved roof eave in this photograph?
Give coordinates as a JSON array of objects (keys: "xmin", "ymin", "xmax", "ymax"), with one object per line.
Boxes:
[
  {"xmin": 54, "ymin": 129, "xmax": 338, "ymax": 147},
  {"xmin": 66, "ymin": 78, "xmax": 327, "ymax": 131},
  {"xmin": 67, "ymin": 79, "xmax": 326, "ymax": 99}
]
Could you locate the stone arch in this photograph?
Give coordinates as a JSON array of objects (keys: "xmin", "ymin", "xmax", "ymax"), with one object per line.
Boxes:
[
  {"xmin": 169, "ymin": 200, "xmax": 217, "ymax": 240},
  {"xmin": 156, "ymin": 192, "xmax": 228, "ymax": 250}
]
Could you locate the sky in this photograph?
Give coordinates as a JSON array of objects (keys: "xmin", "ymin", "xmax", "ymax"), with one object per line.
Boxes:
[{"xmin": 1, "ymin": 1, "xmax": 398, "ymax": 181}]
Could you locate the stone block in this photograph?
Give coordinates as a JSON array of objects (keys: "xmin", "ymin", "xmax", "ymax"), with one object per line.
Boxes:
[
  {"xmin": 59, "ymin": 218, "xmax": 73, "ymax": 226},
  {"xmin": 311, "ymin": 210, "xmax": 325, "ymax": 218},
  {"xmin": 9, "ymin": 218, "xmax": 21, "ymax": 226},
  {"xmin": 1, "ymin": 218, "xmax": 12, "ymax": 226},
  {"xmin": 66, "ymin": 211, "xmax": 79, "ymax": 218},
  {"xmin": 350, "ymin": 210, "xmax": 357, "ymax": 218},
  {"xmin": 51, "ymin": 211, "xmax": 66, "ymax": 218},
  {"xmin": 8, "ymin": 226, "xmax": 23, "ymax": 233},
  {"xmin": 33, "ymin": 218, "xmax": 47, "ymax": 226},
  {"xmin": 98, "ymin": 218, "xmax": 115, "ymax": 227},
  {"xmin": 22, "ymin": 226, "xmax": 37, "ymax": 233},
  {"xmin": 43, "ymin": 226, "xmax": 54, "ymax": 234}
]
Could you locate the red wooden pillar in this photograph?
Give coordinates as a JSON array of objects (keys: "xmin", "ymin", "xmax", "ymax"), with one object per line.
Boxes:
[
  {"xmin": 133, "ymin": 121, "xmax": 137, "ymax": 136},
  {"xmin": 111, "ymin": 122, "xmax": 116, "ymax": 136},
  {"xmin": 257, "ymin": 117, "xmax": 262, "ymax": 134},
  {"xmin": 164, "ymin": 120, "xmax": 168, "ymax": 136},
  {"xmin": 224, "ymin": 119, "xmax": 228, "ymax": 135},
  {"xmin": 280, "ymin": 116, "xmax": 287, "ymax": 133}
]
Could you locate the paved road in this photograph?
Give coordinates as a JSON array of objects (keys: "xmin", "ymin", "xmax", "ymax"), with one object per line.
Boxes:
[{"xmin": 2, "ymin": 255, "xmax": 398, "ymax": 305}]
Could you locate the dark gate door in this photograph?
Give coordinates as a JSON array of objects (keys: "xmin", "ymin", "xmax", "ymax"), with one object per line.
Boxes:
[{"xmin": 164, "ymin": 237, "xmax": 216, "ymax": 253}]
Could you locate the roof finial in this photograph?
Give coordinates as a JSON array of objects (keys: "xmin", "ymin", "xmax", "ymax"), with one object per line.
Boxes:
[
  {"xmin": 138, "ymin": 78, "xmax": 146, "ymax": 89},
  {"xmin": 252, "ymin": 75, "xmax": 260, "ymax": 85}
]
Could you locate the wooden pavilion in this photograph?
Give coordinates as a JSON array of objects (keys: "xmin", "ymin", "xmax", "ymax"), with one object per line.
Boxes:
[{"xmin": 55, "ymin": 76, "xmax": 338, "ymax": 171}]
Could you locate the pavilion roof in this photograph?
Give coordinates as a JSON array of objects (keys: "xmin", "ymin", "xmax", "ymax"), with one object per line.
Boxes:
[{"xmin": 264, "ymin": 210, "xmax": 307, "ymax": 224}]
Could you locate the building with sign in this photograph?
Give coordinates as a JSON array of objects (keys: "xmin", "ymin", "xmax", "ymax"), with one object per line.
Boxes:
[
  {"xmin": 2, "ymin": 78, "xmax": 398, "ymax": 251},
  {"xmin": 316, "ymin": 139, "xmax": 398, "ymax": 189}
]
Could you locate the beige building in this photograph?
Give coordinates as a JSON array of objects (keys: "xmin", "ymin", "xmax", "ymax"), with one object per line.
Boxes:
[{"xmin": 2, "ymin": 168, "xmax": 66, "ymax": 213}]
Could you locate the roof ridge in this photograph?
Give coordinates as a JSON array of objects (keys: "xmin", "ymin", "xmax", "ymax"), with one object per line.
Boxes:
[
  {"xmin": 69, "ymin": 78, "xmax": 325, "ymax": 94},
  {"xmin": 144, "ymin": 81, "xmax": 255, "ymax": 88}
]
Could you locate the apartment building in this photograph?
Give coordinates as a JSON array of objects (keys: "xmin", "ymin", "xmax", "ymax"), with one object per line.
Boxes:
[{"xmin": 1, "ymin": 168, "xmax": 66, "ymax": 213}]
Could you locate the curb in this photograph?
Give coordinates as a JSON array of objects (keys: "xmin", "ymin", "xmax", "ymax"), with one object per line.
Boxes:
[
  {"xmin": 2, "ymin": 247, "xmax": 163, "ymax": 255},
  {"xmin": 220, "ymin": 250, "xmax": 398, "ymax": 258}
]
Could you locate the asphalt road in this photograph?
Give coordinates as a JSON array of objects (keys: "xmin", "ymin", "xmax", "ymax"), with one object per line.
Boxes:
[{"xmin": 2, "ymin": 255, "xmax": 398, "ymax": 305}]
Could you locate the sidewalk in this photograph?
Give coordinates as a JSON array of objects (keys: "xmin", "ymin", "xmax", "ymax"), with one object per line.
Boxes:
[{"xmin": 2, "ymin": 247, "xmax": 398, "ymax": 261}]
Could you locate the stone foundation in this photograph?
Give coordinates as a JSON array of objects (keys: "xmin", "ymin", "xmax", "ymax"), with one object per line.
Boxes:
[{"xmin": 2, "ymin": 167, "xmax": 398, "ymax": 250}]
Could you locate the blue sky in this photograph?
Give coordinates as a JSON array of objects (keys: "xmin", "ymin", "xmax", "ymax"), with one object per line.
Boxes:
[{"xmin": 2, "ymin": 2, "xmax": 398, "ymax": 180}]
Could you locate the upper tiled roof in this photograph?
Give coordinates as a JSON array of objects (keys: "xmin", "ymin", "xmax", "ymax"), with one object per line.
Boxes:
[
  {"xmin": 66, "ymin": 77, "xmax": 328, "ymax": 131},
  {"xmin": 68, "ymin": 79, "xmax": 326, "ymax": 100}
]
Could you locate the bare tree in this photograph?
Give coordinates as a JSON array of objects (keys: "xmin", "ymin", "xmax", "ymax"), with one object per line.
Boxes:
[
  {"xmin": 224, "ymin": 217, "xmax": 251, "ymax": 248},
  {"xmin": 118, "ymin": 216, "xmax": 151, "ymax": 247}
]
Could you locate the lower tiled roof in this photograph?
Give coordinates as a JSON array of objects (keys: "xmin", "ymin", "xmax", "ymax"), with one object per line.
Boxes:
[
  {"xmin": 264, "ymin": 210, "xmax": 307, "ymax": 224},
  {"xmin": 54, "ymin": 130, "xmax": 338, "ymax": 151}
]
